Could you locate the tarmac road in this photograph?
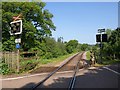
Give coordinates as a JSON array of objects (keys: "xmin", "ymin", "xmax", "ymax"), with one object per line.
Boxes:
[
  {"xmin": 75, "ymin": 66, "xmax": 119, "ymax": 88},
  {"xmin": 1, "ymin": 65, "xmax": 119, "ymax": 89}
]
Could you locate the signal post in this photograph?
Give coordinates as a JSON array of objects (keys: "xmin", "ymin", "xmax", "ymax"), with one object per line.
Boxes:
[
  {"xmin": 9, "ymin": 14, "xmax": 22, "ymax": 72},
  {"xmin": 96, "ymin": 28, "xmax": 107, "ymax": 64}
]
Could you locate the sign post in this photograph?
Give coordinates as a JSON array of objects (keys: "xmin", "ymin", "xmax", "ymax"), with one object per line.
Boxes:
[
  {"xmin": 15, "ymin": 38, "xmax": 21, "ymax": 43},
  {"xmin": 96, "ymin": 28, "xmax": 107, "ymax": 64},
  {"xmin": 17, "ymin": 49, "xmax": 20, "ymax": 72},
  {"xmin": 9, "ymin": 14, "xmax": 22, "ymax": 72}
]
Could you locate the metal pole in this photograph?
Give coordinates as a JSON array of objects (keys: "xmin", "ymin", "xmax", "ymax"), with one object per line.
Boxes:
[
  {"xmin": 97, "ymin": 28, "xmax": 105, "ymax": 64},
  {"xmin": 100, "ymin": 31, "xmax": 102, "ymax": 64},
  {"xmin": 100, "ymin": 29, "xmax": 104, "ymax": 64},
  {"xmin": 17, "ymin": 49, "xmax": 19, "ymax": 72}
]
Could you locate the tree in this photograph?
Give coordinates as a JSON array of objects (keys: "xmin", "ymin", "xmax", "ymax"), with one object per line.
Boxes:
[
  {"xmin": 2, "ymin": 2, "xmax": 56, "ymax": 51},
  {"xmin": 100, "ymin": 28, "xmax": 120, "ymax": 60},
  {"xmin": 66, "ymin": 40, "xmax": 78, "ymax": 53},
  {"xmin": 42, "ymin": 37, "xmax": 57, "ymax": 59},
  {"xmin": 81, "ymin": 43, "xmax": 89, "ymax": 51},
  {"xmin": 56, "ymin": 38, "xmax": 67, "ymax": 55},
  {"xmin": 57, "ymin": 37, "xmax": 63, "ymax": 43},
  {"xmin": 108, "ymin": 28, "xmax": 120, "ymax": 59},
  {"xmin": 101, "ymin": 29, "xmax": 113, "ymax": 59},
  {"xmin": 37, "ymin": 37, "xmax": 67, "ymax": 59}
]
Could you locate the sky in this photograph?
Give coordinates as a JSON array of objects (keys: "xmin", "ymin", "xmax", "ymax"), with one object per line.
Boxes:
[{"xmin": 44, "ymin": 2, "xmax": 118, "ymax": 44}]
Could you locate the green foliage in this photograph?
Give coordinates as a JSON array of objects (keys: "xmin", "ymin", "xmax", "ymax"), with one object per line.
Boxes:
[
  {"xmin": 0, "ymin": 63, "xmax": 10, "ymax": 75},
  {"xmin": 39, "ymin": 53, "xmax": 76, "ymax": 65},
  {"xmin": 2, "ymin": 37, "xmax": 15, "ymax": 51},
  {"xmin": 86, "ymin": 51, "xmax": 91, "ymax": 60},
  {"xmin": 108, "ymin": 28, "xmax": 120, "ymax": 59},
  {"xmin": 81, "ymin": 43, "xmax": 89, "ymax": 51},
  {"xmin": 20, "ymin": 60, "xmax": 38, "ymax": 72},
  {"xmin": 19, "ymin": 53, "xmax": 76, "ymax": 73},
  {"xmin": 102, "ymin": 29, "xmax": 120, "ymax": 60},
  {"xmin": 66, "ymin": 40, "xmax": 78, "ymax": 53},
  {"xmin": 40, "ymin": 37, "xmax": 67, "ymax": 59},
  {"xmin": 102, "ymin": 59, "xmax": 120, "ymax": 65},
  {"xmin": 43, "ymin": 52, "xmax": 53, "ymax": 59},
  {"xmin": 2, "ymin": 2, "xmax": 103, "ymax": 74},
  {"xmin": 95, "ymin": 29, "xmax": 120, "ymax": 64},
  {"xmin": 0, "ymin": 55, "xmax": 8, "ymax": 75},
  {"xmin": 2, "ymin": 2, "xmax": 56, "ymax": 51}
]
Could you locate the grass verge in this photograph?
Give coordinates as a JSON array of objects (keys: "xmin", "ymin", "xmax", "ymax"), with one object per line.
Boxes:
[
  {"xmin": 102, "ymin": 59, "xmax": 120, "ymax": 65},
  {"xmin": 39, "ymin": 53, "xmax": 76, "ymax": 64},
  {"xmin": 85, "ymin": 51, "xmax": 120, "ymax": 66},
  {"xmin": 86, "ymin": 51, "xmax": 90, "ymax": 60},
  {"xmin": 20, "ymin": 52, "xmax": 78, "ymax": 73}
]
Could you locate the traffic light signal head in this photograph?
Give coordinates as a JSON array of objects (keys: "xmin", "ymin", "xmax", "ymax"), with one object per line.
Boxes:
[
  {"xmin": 116, "ymin": 27, "xmax": 120, "ymax": 31},
  {"xmin": 96, "ymin": 34, "xmax": 101, "ymax": 42},
  {"xmin": 102, "ymin": 34, "xmax": 107, "ymax": 42},
  {"xmin": 96, "ymin": 34, "xmax": 107, "ymax": 42},
  {"xmin": 10, "ymin": 20, "xmax": 22, "ymax": 35}
]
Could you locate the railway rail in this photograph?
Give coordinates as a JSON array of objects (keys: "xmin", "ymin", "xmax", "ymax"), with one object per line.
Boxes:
[
  {"xmin": 68, "ymin": 57, "xmax": 80, "ymax": 90},
  {"xmin": 32, "ymin": 52, "xmax": 85, "ymax": 90}
]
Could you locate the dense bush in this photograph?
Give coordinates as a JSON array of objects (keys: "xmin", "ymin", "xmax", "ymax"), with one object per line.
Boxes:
[
  {"xmin": 20, "ymin": 60, "xmax": 38, "ymax": 72},
  {"xmin": 0, "ymin": 63, "xmax": 10, "ymax": 75},
  {"xmin": 65, "ymin": 40, "xmax": 79, "ymax": 53},
  {"xmin": 101, "ymin": 29, "xmax": 120, "ymax": 60},
  {"xmin": 93, "ymin": 29, "xmax": 120, "ymax": 64}
]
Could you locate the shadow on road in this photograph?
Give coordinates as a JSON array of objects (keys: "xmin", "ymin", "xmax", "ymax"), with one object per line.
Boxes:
[{"xmin": 18, "ymin": 65, "xmax": 119, "ymax": 90}]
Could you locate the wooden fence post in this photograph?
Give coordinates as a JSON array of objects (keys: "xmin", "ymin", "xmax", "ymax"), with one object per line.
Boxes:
[{"xmin": 7, "ymin": 52, "xmax": 10, "ymax": 69}]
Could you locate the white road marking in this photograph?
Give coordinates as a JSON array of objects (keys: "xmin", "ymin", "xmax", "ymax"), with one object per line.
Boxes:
[
  {"xmin": 1, "ymin": 73, "xmax": 49, "ymax": 81},
  {"xmin": 1, "ymin": 68, "xmax": 85, "ymax": 81},
  {"xmin": 2, "ymin": 66, "xmax": 118, "ymax": 81},
  {"xmin": 103, "ymin": 66, "xmax": 120, "ymax": 75}
]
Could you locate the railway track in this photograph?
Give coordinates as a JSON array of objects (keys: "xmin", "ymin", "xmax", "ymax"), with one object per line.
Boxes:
[
  {"xmin": 68, "ymin": 57, "xmax": 80, "ymax": 90},
  {"xmin": 32, "ymin": 52, "xmax": 85, "ymax": 90}
]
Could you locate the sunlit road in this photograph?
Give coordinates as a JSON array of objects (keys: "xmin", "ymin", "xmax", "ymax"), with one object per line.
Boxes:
[{"xmin": 1, "ymin": 64, "xmax": 119, "ymax": 89}]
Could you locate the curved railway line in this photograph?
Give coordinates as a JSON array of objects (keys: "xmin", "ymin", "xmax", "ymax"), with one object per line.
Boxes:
[{"xmin": 32, "ymin": 52, "xmax": 85, "ymax": 90}]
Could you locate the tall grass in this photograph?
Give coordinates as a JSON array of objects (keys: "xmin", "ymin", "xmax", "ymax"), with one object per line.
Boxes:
[{"xmin": 86, "ymin": 51, "xmax": 90, "ymax": 60}]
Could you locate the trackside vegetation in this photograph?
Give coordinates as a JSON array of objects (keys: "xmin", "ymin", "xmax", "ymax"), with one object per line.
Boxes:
[
  {"xmin": 1, "ymin": 2, "xmax": 91, "ymax": 75},
  {"xmin": 1, "ymin": 2, "xmax": 120, "ymax": 75},
  {"xmin": 20, "ymin": 53, "xmax": 77, "ymax": 73},
  {"xmin": 90, "ymin": 29, "xmax": 120, "ymax": 65},
  {"xmin": 86, "ymin": 51, "xmax": 90, "ymax": 60}
]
